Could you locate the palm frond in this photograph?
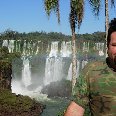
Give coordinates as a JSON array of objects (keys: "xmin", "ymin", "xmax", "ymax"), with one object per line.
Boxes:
[
  {"xmin": 89, "ymin": 0, "xmax": 101, "ymax": 16},
  {"xmin": 111, "ymin": 0, "xmax": 115, "ymax": 8},
  {"xmin": 70, "ymin": 0, "xmax": 84, "ymax": 31},
  {"xmin": 70, "ymin": 3, "xmax": 76, "ymax": 33},
  {"xmin": 44, "ymin": 0, "xmax": 60, "ymax": 23}
]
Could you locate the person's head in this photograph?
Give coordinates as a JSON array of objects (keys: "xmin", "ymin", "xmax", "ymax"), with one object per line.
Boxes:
[{"xmin": 107, "ymin": 18, "xmax": 116, "ymax": 65}]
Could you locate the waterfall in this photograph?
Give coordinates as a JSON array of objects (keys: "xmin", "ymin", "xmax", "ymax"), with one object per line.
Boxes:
[
  {"xmin": 15, "ymin": 40, "xmax": 21, "ymax": 52},
  {"xmin": 44, "ymin": 57, "xmax": 63, "ymax": 85},
  {"xmin": 8, "ymin": 40, "xmax": 14, "ymax": 53},
  {"xmin": 67, "ymin": 60, "xmax": 80, "ymax": 80},
  {"xmin": 2, "ymin": 40, "xmax": 8, "ymax": 47},
  {"xmin": 60, "ymin": 41, "xmax": 72, "ymax": 57},
  {"xmin": 44, "ymin": 41, "xmax": 72, "ymax": 85},
  {"xmin": 44, "ymin": 41, "xmax": 62, "ymax": 85},
  {"xmin": 49, "ymin": 41, "xmax": 59, "ymax": 57},
  {"xmin": 2, "ymin": 40, "xmax": 14, "ymax": 53},
  {"xmin": 35, "ymin": 41, "xmax": 41, "ymax": 54},
  {"xmin": 83, "ymin": 42, "xmax": 89, "ymax": 52},
  {"xmin": 98, "ymin": 43, "xmax": 104, "ymax": 56},
  {"xmin": 95, "ymin": 42, "xmax": 105, "ymax": 56},
  {"xmin": 22, "ymin": 40, "xmax": 27, "ymax": 55},
  {"xmin": 22, "ymin": 58, "xmax": 31, "ymax": 87}
]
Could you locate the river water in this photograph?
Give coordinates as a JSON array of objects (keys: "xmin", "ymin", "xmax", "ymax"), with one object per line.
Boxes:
[{"xmin": 40, "ymin": 97, "xmax": 70, "ymax": 116}]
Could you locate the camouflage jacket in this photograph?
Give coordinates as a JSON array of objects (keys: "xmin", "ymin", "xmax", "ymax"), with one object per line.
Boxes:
[{"xmin": 72, "ymin": 59, "xmax": 116, "ymax": 116}]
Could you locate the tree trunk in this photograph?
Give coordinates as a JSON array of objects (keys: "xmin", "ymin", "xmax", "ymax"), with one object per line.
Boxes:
[
  {"xmin": 105, "ymin": 0, "xmax": 109, "ymax": 57},
  {"xmin": 71, "ymin": 31, "xmax": 77, "ymax": 92}
]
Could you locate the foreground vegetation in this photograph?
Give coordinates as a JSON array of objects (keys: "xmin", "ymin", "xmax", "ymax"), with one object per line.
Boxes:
[{"xmin": 0, "ymin": 89, "xmax": 45, "ymax": 116}]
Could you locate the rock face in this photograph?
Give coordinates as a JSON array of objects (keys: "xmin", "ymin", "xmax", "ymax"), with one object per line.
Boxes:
[
  {"xmin": 0, "ymin": 61, "xmax": 12, "ymax": 90},
  {"xmin": 41, "ymin": 80, "xmax": 72, "ymax": 98}
]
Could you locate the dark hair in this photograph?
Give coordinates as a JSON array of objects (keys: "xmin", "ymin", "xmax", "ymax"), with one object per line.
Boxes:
[{"xmin": 107, "ymin": 18, "xmax": 116, "ymax": 47}]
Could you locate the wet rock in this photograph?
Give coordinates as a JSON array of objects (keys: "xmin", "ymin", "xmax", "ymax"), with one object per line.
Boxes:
[{"xmin": 41, "ymin": 80, "xmax": 72, "ymax": 98}]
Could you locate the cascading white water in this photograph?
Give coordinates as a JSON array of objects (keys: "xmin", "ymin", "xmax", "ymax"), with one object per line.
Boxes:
[
  {"xmin": 44, "ymin": 41, "xmax": 89, "ymax": 85},
  {"xmin": 35, "ymin": 41, "xmax": 41, "ymax": 54},
  {"xmin": 8, "ymin": 40, "xmax": 14, "ymax": 53},
  {"xmin": 95, "ymin": 42, "xmax": 105, "ymax": 56},
  {"xmin": 49, "ymin": 41, "xmax": 59, "ymax": 57},
  {"xmin": 2, "ymin": 40, "xmax": 8, "ymax": 47},
  {"xmin": 22, "ymin": 57, "xmax": 31, "ymax": 87},
  {"xmin": 12, "ymin": 56, "xmax": 48, "ymax": 100},
  {"xmin": 44, "ymin": 41, "xmax": 72, "ymax": 85},
  {"xmin": 98, "ymin": 43, "xmax": 104, "ymax": 56},
  {"xmin": 44, "ymin": 41, "xmax": 63, "ymax": 85},
  {"xmin": 22, "ymin": 40, "xmax": 27, "ymax": 55},
  {"xmin": 15, "ymin": 40, "xmax": 21, "ymax": 52},
  {"xmin": 67, "ymin": 60, "xmax": 80, "ymax": 80},
  {"xmin": 2, "ymin": 40, "xmax": 14, "ymax": 53},
  {"xmin": 44, "ymin": 57, "xmax": 63, "ymax": 85},
  {"xmin": 60, "ymin": 41, "xmax": 72, "ymax": 57},
  {"xmin": 83, "ymin": 42, "xmax": 89, "ymax": 52}
]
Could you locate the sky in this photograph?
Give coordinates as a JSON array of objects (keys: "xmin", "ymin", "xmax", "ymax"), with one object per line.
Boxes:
[{"xmin": 0, "ymin": 0, "xmax": 116, "ymax": 35}]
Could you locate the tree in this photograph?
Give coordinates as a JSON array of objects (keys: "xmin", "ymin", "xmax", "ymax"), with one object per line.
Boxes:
[
  {"xmin": 69, "ymin": 0, "xmax": 84, "ymax": 91},
  {"xmin": 89, "ymin": 0, "xmax": 115, "ymax": 56},
  {"xmin": 105, "ymin": 0, "xmax": 115, "ymax": 57},
  {"xmin": 43, "ymin": 0, "xmax": 101, "ymax": 92}
]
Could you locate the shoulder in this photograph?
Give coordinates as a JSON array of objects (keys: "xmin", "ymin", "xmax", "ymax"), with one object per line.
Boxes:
[
  {"xmin": 86, "ymin": 60, "xmax": 105, "ymax": 68},
  {"xmin": 84, "ymin": 60, "xmax": 105, "ymax": 70},
  {"xmin": 81, "ymin": 60, "xmax": 106, "ymax": 76}
]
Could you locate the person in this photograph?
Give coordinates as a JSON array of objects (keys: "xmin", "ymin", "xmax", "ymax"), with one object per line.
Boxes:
[{"xmin": 64, "ymin": 18, "xmax": 116, "ymax": 116}]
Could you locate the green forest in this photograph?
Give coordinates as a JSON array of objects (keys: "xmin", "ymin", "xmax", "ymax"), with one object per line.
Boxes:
[{"xmin": 0, "ymin": 29, "xmax": 105, "ymax": 42}]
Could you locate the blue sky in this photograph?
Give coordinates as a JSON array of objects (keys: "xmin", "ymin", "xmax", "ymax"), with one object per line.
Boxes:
[{"xmin": 0, "ymin": 0, "xmax": 116, "ymax": 35}]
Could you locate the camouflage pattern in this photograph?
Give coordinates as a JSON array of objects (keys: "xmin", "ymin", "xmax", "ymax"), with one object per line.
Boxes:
[{"xmin": 72, "ymin": 59, "xmax": 116, "ymax": 116}]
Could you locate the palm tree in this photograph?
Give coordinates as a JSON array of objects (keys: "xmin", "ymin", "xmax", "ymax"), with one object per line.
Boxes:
[
  {"xmin": 105, "ymin": 0, "xmax": 115, "ymax": 57},
  {"xmin": 44, "ymin": 0, "xmax": 85, "ymax": 91},
  {"xmin": 43, "ymin": 0, "xmax": 101, "ymax": 92},
  {"xmin": 105, "ymin": 0, "xmax": 109, "ymax": 57},
  {"xmin": 69, "ymin": 0, "xmax": 84, "ymax": 91},
  {"xmin": 89, "ymin": 0, "xmax": 115, "ymax": 56}
]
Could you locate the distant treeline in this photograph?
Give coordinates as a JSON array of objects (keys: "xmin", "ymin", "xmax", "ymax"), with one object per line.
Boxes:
[{"xmin": 0, "ymin": 29, "xmax": 105, "ymax": 42}]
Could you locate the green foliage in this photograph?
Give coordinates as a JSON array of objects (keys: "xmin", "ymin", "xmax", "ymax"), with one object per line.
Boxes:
[
  {"xmin": 0, "ymin": 46, "xmax": 9, "ymax": 58},
  {"xmin": 0, "ymin": 46, "xmax": 21, "ymax": 82},
  {"xmin": 7, "ymin": 52, "xmax": 21, "ymax": 62},
  {"xmin": 0, "ymin": 89, "xmax": 45, "ymax": 115},
  {"xmin": 0, "ymin": 30, "xmax": 105, "ymax": 42},
  {"xmin": 0, "ymin": 60, "xmax": 11, "ymax": 71},
  {"xmin": 44, "ymin": 0, "xmax": 58, "ymax": 15},
  {"xmin": 77, "ymin": 31, "xmax": 105, "ymax": 42},
  {"xmin": 89, "ymin": 0, "xmax": 101, "ymax": 16},
  {"xmin": 44, "ymin": 0, "xmax": 60, "ymax": 23},
  {"xmin": 0, "ymin": 46, "xmax": 21, "ymax": 62},
  {"xmin": 70, "ymin": 0, "xmax": 84, "ymax": 30},
  {"xmin": 0, "ymin": 89, "xmax": 33, "ymax": 110}
]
